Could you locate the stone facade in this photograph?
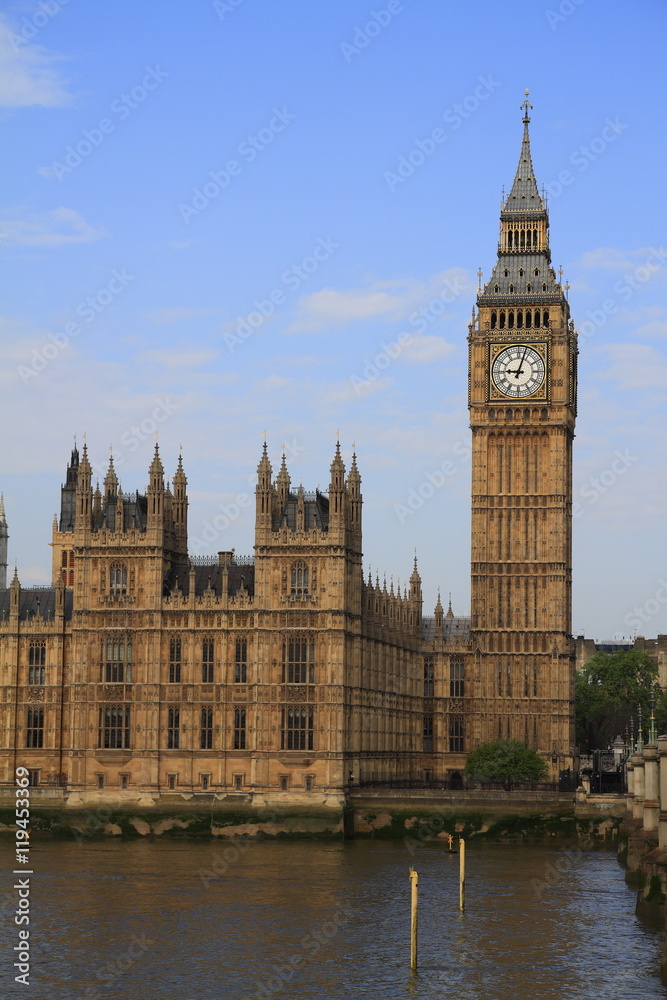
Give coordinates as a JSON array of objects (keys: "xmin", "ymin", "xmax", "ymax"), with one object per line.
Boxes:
[{"xmin": 0, "ymin": 442, "xmax": 472, "ymax": 800}]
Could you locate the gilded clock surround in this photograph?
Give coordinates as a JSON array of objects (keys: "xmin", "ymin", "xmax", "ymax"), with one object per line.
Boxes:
[{"xmin": 489, "ymin": 342, "xmax": 548, "ymax": 401}]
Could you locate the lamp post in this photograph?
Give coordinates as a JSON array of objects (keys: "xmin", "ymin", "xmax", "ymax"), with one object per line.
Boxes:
[
  {"xmin": 637, "ymin": 705, "xmax": 644, "ymax": 753},
  {"xmin": 649, "ymin": 685, "xmax": 658, "ymax": 745}
]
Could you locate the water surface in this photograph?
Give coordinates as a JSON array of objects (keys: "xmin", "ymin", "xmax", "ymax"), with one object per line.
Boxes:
[{"xmin": 1, "ymin": 838, "xmax": 664, "ymax": 999}]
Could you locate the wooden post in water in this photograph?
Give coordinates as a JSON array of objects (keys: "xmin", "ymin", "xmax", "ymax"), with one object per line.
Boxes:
[
  {"xmin": 409, "ymin": 866, "xmax": 418, "ymax": 970},
  {"xmin": 459, "ymin": 837, "xmax": 466, "ymax": 912}
]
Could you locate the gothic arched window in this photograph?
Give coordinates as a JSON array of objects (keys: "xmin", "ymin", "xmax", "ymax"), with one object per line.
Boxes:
[
  {"xmin": 290, "ymin": 561, "xmax": 309, "ymax": 596},
  {"xmin": 109, "ymin": 563, "xmax": 127, "ymax": 595}
]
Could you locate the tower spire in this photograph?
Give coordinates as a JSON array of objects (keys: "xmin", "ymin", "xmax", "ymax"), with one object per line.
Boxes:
[
  {"xmin": 478, "ymin": 91, "xmax": 559, "ymax": 306},
  {"xmin": 503, "ymin": 90, "xmax": 544, "ymax": 215}
]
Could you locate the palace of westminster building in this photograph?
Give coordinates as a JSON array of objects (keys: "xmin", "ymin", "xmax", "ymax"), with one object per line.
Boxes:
[{"xmin": 0, "ymin": 100, "xmax": 581, "ymax": 800}]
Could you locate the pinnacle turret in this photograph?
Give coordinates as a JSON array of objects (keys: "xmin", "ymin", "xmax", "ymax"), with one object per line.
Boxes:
[
  {"xmin": 149, "ymin": 442, "xmax": 164, "ymax": 480},
  {"xmin": 0, "ymin": 494, "xmax": 7, "ymax": 589},
  {"xmin": 329, "ymin": 440, "xmax": 346, "ymax": 491},
  {"xmin": 276, "ymin": 451, "xmax": 290, "ymax": 501},
  {"xmin": 104, "ymin": 453, "xmax": 118, "ymax": 497},
  {"xmin": 257, "ymin": 441, "xmax": 272, "ymax": 492}
]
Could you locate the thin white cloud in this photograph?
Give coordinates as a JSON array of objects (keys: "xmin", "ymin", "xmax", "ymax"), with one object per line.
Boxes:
[
  {"xmin": 136, "ymin": 347, "xmax": 219, "ymax": 369},
  {"xmin": 143, "ymin": 307, "xmax": 214, "ymax": 324},
  {"xmin": 0, "ymin": 15, "xmax": 73, "ymax": 108},
  {"xmin": 598, "ymin": 344, "xmax": 667, "ymax": 390},
  {"xmin": 402, "ymin": 334, "xmax": 455, "ymax": 364},
  {"xmin": 0, "ymin": 207, "xmax": 106, "ymax": 247},
  {"xmin": 579, "ymin": 247, "xmax": 667, "ymax": 272},
  {"xmin": 287, "ymin": 268, "xmax": 471, "ymax": 334},
  {"xmin": 634, "ymin": 320, "xmax": 667, "ymax": 340}
]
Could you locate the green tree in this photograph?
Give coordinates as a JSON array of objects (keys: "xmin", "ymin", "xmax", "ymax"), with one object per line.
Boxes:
[
  {"xmin": 464, "ymin": 738, "xmax": 548, "ymax": 789},
  {"xmin": 575, "ymin": 650, "xmax": 658, "ymax": 752}
]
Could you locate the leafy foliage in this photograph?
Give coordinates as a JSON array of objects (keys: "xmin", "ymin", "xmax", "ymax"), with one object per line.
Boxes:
[
  {"xmin": 575, "ymin": 650, "xmax": 658, "ymax": 751},
  {"xmin": 464, "ymin": 739, "xmax": 548, "ymax": 789}
]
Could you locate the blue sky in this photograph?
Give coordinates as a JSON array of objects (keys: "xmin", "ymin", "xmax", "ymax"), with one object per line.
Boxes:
[{"xmin": 1, "ymin": 0, "xmax": 666, "ymax": 640}]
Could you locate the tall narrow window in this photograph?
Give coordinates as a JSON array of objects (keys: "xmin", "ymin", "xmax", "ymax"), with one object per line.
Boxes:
[
  {"xmin": 201, "ymin": 707, "xmax": 213, "ymax": 749},
  {"xmin": 29, "ymin": 642, "xmax": 46, "ymax": 683},
  {"xmin": 281, "ymin": 707, "xmax": 314, "ymax": 750},
  {"xmin": 99, "ymin": 705, "xmax": 130, "ymax": 749},
  {"xmin": 533, "ymin": 662, "xmax": 539, "ymax": 697},
  {"xmin": 26, "ymin": 708, "xmax": 44, "ymax": 748},
  {"xmin": 290, "ymin": 561, "xmax": 309, "ymax": 595},
  {"xmin": 202, "ymin": 638, "xmax": 214, "ymax": 683},
  {"xmin": 169, "ymin": 637, "xmax": 181, "ymax": 683},
  {"xmin": 423, "ymin": 656, "xmax": 434, "ymax": 697},
  {"xmin": 234, "ymin": 707, "xmax": 246, "ymax": 750},
  {"xmin": 235, "ymin": 637, "xmax": 248, "ymax": 683},
  {"xmin": 450, "ymin": 657, "xmax": 465, "ymax": 697},
  {"xmin": 506, "ymin": 661, "xmax": 512, "ymax": 697},
  {"xmin": 423, "ymin": 715, "xmax": 434, "ymax": 752},
  {"xmin": 449, "ymin": 716, "xmax": 464, "ymax": 753},
  {"xmin": 109, "ymin": 563, "xmax": 127, "ymax": 595},
  {"xmin": 167, "ymin": 707, "xmax": 180, "ymax": 749},
  {"xmin": 103, "ymin": 637, "xmax": 131, "ymax": 683},
  {"xmin": 283, "ymin": 636, "xmax": 315, "ymax": 683},
  {"xmin": 524, "ymin": 662, "xmax": 529, "ymax": 697}
]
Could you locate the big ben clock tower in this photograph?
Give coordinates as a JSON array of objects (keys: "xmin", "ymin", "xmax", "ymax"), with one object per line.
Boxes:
[{"xmin": 468, "ymin": 94, "xmax": 577, "ymax": 770}]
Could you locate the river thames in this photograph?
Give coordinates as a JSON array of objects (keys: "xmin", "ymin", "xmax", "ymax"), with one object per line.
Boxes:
[{"xmin": 1, "ymin": 838, "xmax": 665, "ymax": 999}]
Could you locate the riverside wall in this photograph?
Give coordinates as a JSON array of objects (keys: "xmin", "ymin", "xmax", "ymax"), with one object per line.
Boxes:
[{"xmin": 0, "ymin": 784, "xmax": 623, "ymax": 845}]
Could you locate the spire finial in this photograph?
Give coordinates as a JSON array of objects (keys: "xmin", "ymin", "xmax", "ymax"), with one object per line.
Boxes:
[
  {"xmin": 521, "ymin": 89, "xmax": 532, "ymax": 124},
  {"xmin": 477, "ymin": 267, "xmax": 483, "ymax": 290}
]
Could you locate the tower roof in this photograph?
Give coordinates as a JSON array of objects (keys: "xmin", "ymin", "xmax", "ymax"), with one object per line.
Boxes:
[
  {"xmin": 0, "ymin": 494, "xmax": 6, "ymax": 527},
  {"xmin": 478, "ymin": 92, "xmax": 562, "ymax": 306},
  {"xmin": 501, "ymin": 92, "xmax": 546, "ymax": 218}
]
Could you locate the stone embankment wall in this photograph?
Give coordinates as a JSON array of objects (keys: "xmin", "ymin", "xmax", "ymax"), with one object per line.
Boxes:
[
  {"xmin": 617, "ymin": 735, "xmax": 667, "ymax": 975},
  {"xmin": 0, "ymin": 786, "xmax": 622, "ymax": 845}
]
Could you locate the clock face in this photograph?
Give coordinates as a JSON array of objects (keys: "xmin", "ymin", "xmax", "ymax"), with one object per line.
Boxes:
[{"xmin": 491, "ymin": 345, "xmax": 546, "ymax": 398}]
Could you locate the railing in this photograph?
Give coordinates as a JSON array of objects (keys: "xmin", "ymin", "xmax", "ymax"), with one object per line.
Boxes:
[{"xmin": 357, "ymin": 777, "xmax": 578, "ymax": 792}]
